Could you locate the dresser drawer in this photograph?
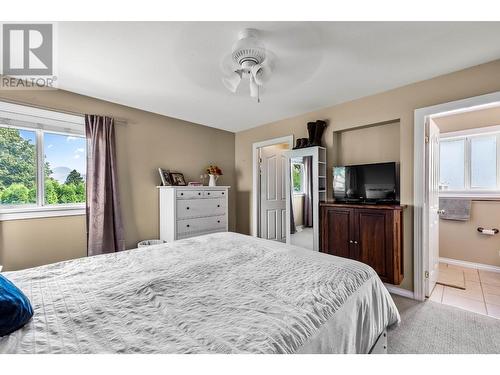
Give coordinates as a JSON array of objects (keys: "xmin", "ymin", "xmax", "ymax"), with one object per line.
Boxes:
[
  {"xmin": 177, "ymin": 198, "xmax": 226, "ymax": 219},
  {"xmin": 203, "ymin": 190, "xmax": 226, "ymax": 199},
  {"xmin": 176, "ymin": 190, "xmax": 203, "ymax": 199},
  {"xmin": 177, "ymin": 216, "xmax": 226, "ymax": 235}
]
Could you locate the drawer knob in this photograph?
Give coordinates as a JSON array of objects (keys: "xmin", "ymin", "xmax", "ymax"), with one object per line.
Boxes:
[
  {"xmin": 186, "ymin": 224, "xmax": 190, "ymax": 228},
  {"xmin": 349, "ymin": 240, "xmax": 353, "ymax": 243},
  {"xmin": 354, "ymin": 241, "xmax": 358, "ymax": 244},
  {"xmin": 217, "ymin": 204, "xmax": 220, "ymax": 207},
  {"xmin": 217, "ymin": 220, "xmax": 220, "ymax": 223},
  {"xmin": 207, "ymin": 192, "xmax": 210, "ymax": 195},
  {"xmin": 180, "ymin": 193, "xmax": 184, "ymax": 196},
  {"xmin": 198, "ymin": 192, "xmax": 201, "ymax": 195},
  {"xmin": 222, "ymin": 192, "xmax": 224, "ymax": 195},
  {"xmin": 186, "ymin": 207, "xmax": 190, "ymax": 210}
]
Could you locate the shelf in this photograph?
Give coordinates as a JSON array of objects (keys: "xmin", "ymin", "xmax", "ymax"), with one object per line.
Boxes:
[{"xmin": 319, "ymin": 176, "xmax": 326, "ymax": 178}]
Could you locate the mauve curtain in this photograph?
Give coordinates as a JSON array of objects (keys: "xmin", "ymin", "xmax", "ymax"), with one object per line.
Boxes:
[
  {"xmin": 303, "ymin": 156, "xmax": 313, "ymax": 227},
  {"xmin": 85, "ymin": 115, "xmax": 125, "ymax": 256}
]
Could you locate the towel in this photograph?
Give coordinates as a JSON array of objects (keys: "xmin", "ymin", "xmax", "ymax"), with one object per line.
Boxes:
[{"xmin": 439, "ymin": 198, "xmax": 471, "ymax": 221}]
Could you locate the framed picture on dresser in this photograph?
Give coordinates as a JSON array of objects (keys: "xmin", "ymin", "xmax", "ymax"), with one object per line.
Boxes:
[
  {"xmin": 158, "ymin": 168, "xmax": 173, "ymax": 186},
  {"xmin": 170, "ymin": 172, "xmax": 187, "ymax": 186}
]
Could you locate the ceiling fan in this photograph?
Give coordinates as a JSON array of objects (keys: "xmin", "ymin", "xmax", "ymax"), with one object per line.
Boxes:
[{"xmin": 221, "ymin": 28, "xmax": 273, "ymax": 103}]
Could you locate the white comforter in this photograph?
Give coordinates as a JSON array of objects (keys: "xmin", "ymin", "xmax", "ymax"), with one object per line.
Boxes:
[{"xmin": 0, "ymin": 232, "xmax": 399, "ymax": 354}]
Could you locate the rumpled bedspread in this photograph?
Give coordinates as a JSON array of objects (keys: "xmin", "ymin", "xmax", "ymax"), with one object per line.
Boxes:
[{"xmin": 0, "ymin": 232, "xmax": 399, "ymax": 353}]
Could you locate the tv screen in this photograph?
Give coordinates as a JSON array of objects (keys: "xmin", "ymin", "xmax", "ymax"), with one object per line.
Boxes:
[{"xmin": 333, "ymin": 162, "xmax": 399, "ymax": 203}]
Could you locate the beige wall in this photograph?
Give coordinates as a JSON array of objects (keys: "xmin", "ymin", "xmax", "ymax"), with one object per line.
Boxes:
[
  {"xmin": 0, "ymin": 90, "xmax": 235, "ymax": 271},
  {"xmin": 434, "ymin": 106, "xmax": 500, "ymax": 267},
  {"xmin": 334, "ymin": 121, "xmax": 400, "ymax": 166},
  {"xmin": 440, "ymin": 201, "xmax": 500, "ymax": 266},
  {"xmin": 235, "ymin": 59, "xmax": 500, "ymax": 291}
]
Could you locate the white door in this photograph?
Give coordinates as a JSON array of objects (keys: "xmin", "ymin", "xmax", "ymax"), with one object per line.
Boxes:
[
  {"xmin": 259, "ymin": 145, "xmax": 287, "ymax": 241},
  {"xmin": 425, "ymin": 118, "xmax": 440, "ymax": 297}
]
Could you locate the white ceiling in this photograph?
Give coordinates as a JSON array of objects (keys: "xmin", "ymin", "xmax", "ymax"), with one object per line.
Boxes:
[{"xmin": 58, "ymin": 22, "xmax": 500, "ymax": 132}]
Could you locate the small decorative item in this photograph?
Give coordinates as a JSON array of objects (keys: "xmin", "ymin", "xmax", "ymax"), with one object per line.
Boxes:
[
  {"xmin": 158, "ymin": 168, "xmax": 173, "ymax": 186},
  {"xmin": 206, "ymin": 165, "xmax": 223, "ymax": 187},
  {"xmin": 170, "ymin": 172, "xmax": 187, "ymax": 186}
]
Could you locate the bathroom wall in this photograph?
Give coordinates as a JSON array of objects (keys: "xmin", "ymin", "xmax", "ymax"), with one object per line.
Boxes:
[{"xmin": 434, "ymin": 106, "xmax": 500, "ymax": 267}]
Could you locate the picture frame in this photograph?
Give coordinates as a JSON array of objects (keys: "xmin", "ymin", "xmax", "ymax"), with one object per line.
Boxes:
[
  {"xmin": 170, "ymin": 172, "xmax": 187, "ymax": 186},
  {"xmin": 158, "ymin": 168, "xmax": 173, "ymax": 186}
]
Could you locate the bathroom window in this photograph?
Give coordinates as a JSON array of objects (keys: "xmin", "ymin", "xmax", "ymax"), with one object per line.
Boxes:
[{"xmin": 440, "ymin": 127, "xmax": 500, "ymax": 196}]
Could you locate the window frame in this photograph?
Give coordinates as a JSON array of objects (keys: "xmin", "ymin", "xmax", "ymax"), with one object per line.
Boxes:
[
  {"xmin": 0, "ymin": 101, "xmax": 86, "ymax": 221},
  {"xmin": 439, "ymin": 125, "xmax": 500, "ymax": 198}
]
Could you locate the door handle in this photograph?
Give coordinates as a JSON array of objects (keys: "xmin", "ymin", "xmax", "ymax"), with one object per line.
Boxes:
[{"xmin": 437, "ymin": 209, "xmax": 445, "ymax": 215}]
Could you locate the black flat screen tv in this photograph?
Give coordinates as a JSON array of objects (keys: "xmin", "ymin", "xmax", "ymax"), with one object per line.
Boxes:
[{"xmin": 333, "ymin": 162, "xmax": 400, "ymax": 204}]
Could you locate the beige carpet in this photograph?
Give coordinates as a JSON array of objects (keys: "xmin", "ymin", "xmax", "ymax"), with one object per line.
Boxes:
[
  {"xmin": 437, "ymin": 267, "xmax": 465, "ymax": 289},
  {"xmin": 388, "ymin": 295, "xmax": 500, "ymax": 353}
]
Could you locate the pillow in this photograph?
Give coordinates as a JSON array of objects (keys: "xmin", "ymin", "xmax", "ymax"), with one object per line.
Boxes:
[{"xmin": 0, "ymin": 274, "xmax": 34, "ymax": 336}]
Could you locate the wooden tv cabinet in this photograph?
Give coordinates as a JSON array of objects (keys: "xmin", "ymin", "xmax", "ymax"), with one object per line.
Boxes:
[{"xmin": 320, "ymin": 201, "xmax": 405, "ymax": 285}]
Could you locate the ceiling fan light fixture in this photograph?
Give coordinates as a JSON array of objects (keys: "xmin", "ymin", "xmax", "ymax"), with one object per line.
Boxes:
[
  {"xmin": 249, "ymin": 74, "xmax": 259, "ymax": 100},
  {"xmin": 221, "ymin": 28, "xmax": 273, "ymax": 102},
  {"xmin": 221, "ymin": 71, "xmax": 242, "ymax": 93},
  {"xmin": 251, "ymin": 64, "xmax": 272, "ymax": 86}
]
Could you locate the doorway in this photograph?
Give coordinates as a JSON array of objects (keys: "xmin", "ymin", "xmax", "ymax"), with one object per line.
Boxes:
[
  {"xmin": 414, "ymin": 91, "xmax": 500, "ymax": 307},
  {"xmin": 252, "ymin": 136, "xmax": 294, "ymax": 241}
]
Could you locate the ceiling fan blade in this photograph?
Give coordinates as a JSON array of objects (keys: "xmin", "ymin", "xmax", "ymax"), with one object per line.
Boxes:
[
  {"xmin": 220, "ymin": 52, "xmax": 240, "ymax": 76},
  {"xmin": 222, "ymin": 71, "xmax": 242, "ymax": 93}
]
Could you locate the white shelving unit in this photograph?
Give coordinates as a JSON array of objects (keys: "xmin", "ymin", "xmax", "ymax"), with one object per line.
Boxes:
[{"xmin": 285, "ymin": 146, "xmax": 327, "ymax": 251}]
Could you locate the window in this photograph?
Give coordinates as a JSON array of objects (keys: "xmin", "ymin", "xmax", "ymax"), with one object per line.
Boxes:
[
  {"xmin": 0, "ymin": 101, "xmax": 86, "ymax": 220},
  {"xmin": 292, "ymin": 162, "xmax": 304, "ymax": 194},
  {"xmin": 439, "ymin": 127, "xmax": 500, "ymax": 196},
  {"xmin": 440, "ymin": 139, "xmax": 465, "ymax": 190}
]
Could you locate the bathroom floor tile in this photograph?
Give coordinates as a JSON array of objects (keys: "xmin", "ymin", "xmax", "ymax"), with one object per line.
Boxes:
[
  {"xmin": 442, "ymin": 293, "xmax": 487, "ymax": 315},
  {"xmin": 486, "ymin": 304, "xmax": 500, "ymax": 319},
  {"xmin": 429, "ymin": 284, "xmax": 444, "ymax": 302},
  {"xmin": 482, "ymin": 283, "xmax": 500, "ymax": 296},
  {"xmin": 484, "ymin": 292, "xmax": 500, "ymax": 306},
  {"xmin": 479, "ymin": 271, "xmax": 500, "ymax": 287},
  {"xmin": 439, "ymin": 263, "xmax": 448, "ymax": 270},
  {"xmin": 443, "ymin": 282, "xmax": 484, "ymax": 302}
]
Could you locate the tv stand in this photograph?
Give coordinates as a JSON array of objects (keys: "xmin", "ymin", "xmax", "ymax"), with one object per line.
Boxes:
[{"xmin": 320, "ymin": 201, "xmax": 405, "ymax": 285}]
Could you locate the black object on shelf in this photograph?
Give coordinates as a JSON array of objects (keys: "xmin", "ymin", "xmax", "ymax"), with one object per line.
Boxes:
[{"xmin": 293, "ymin": 120, "xmax": 327, "ymax": 149}]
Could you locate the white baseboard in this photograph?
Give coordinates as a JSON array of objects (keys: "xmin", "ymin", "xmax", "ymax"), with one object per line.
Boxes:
[
  {"xmin": 384, "ymin": 283, "xmax": 415, "ymax": 299},
  {"xmin": 439, "ymin": 257, "xmax": 500, "ymax": 273}
]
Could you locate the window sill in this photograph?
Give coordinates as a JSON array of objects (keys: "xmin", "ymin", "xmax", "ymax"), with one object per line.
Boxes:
[
  {"xmin": 439, "ymin": 191, "xmax": 500, "ymax": 199},
  {"xmin": 0, "ymin": 205, "xmax": 85, "ymax": 221}
]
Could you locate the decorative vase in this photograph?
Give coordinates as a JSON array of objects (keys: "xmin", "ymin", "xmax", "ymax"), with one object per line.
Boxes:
[{"xmin": 208, "ymin": 174, "xmax": 219, "ymax": 187}]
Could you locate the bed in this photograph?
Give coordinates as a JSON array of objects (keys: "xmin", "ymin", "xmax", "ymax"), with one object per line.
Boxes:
[{"xmin": 0, "ymin": 232, "xmax": 400, "ymax": 354}]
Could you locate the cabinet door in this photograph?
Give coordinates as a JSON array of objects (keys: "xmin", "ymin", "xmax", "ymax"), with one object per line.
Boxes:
[
  {"xmin": 321, "ymin": 207, "xmax": 353, "ymax": 258},
  {"xmin": 354, "ymin": 209, "xmax": 394, "ymax": 282}
]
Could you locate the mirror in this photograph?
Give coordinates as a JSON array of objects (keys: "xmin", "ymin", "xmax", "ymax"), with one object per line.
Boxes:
[{"xmin": 289, "ymin": 155, "xmax": 314, "ymax": 250}]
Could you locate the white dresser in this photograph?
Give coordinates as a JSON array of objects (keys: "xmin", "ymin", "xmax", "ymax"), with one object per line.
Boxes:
[{"xmin": 158, "ymin": 186, "xmax": 230, "ymax": 242}]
